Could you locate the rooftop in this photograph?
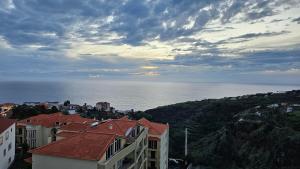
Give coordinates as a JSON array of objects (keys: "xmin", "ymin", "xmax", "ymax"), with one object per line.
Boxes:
[
  {"xmin": 18, "ymin": 112, "xmax": 94, "ymax": 128},
  {"xmin": 138, "ymin": 118, "xmax": 168, "ymax": 135},
  {"xmin": 0, "ymin": 118, "xmax": 16, "ymax": 133},
  {"xmin": 31, "ymin": 132, "xmax": 116, "ymax": 161}
]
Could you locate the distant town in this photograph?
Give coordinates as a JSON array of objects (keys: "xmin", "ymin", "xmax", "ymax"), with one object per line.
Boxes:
[{"xmin": 0, "ymin": 100, "xmax": 169, "ymax": 169}]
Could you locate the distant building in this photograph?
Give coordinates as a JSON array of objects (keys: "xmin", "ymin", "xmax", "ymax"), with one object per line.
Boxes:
[
  {"xmin": 17, "ymin": 112, "xmax": 94, "ymax": 149},
  {"xmin": 96, "ymin": 102, "xmax": 111, "ymax": 112},
  {"xmin": 267, "ymin": 104, "xmax": 279, "ymax": 108},
  {"xmin": 0, "ymin": 119, "xmax": 16, "ymax": 169},
  {"xmin": 45, "ymin": 102, "xmax": 60, "ymax": 110},
  {"xmin": 30, "ymin": 117, "xmax": 169, "ymax": 169},
  {"xmin": 23, "ymin": 102, "xmax": 41, "ymax": 106},
  {"xmin": 286, "ymin": 107, "xmax": 293, "ymax": 113}
]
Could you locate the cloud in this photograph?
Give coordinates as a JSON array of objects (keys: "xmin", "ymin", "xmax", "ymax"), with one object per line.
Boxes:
[
  {"xmin": 0, "ymin": 0, "xmax": 299, "ymax": 84},
  {"xmin": 292, "ymin": 17, "xmax": 300, "ymax": 24}
]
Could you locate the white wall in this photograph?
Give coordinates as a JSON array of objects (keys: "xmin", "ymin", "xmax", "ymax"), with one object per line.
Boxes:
[
  {"xmin": 0, "ymin": 123, "xmax": 15, "ymax": 169},
  {"xmin": 159, "ymin": 128, "xmax": 169, "ymax": 169},
  {"xmin": 32, "ymin": 154, "xmax": 98, "ymax": 169}
]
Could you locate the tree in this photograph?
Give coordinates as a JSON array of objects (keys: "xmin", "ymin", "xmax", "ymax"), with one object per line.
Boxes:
[{"xmin": 64, "ymin": 100, "xmax": 70, "ymax": 106}]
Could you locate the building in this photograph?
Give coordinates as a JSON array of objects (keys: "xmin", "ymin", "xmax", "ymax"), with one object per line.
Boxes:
[
  {"xmin": 96, "ymin": 102, "xmax": 111, "ymax": 112},
  {"xmin": 30, "ymin": 117, "xmax": 169, "ymax": 169},
  {"xmin": 138, "ymin": 118, "xmax": 169, "ymax": 169},
  {"xmin": 17, "ymin": 112, "xmax": 94, "ymax": 149},
  {"xmin": 45, "ymin": 102, "xmax": 60, "ymax": 110},
  {"xmin": 23, "ymin": 102, "xmax": 41, "ymax": 106},
  {"xmin": 0, "ymin": 118, "xmax": 16, "ymax": 169}
]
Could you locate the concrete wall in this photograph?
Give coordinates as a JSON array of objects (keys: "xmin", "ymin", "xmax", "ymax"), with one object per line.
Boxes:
[
  {"xmin": 0, "ymin": 123, "xmax": 15, "ymax": 169},
  {"xmin": 159, "ymin": 129, "xmax": 169, "ymax": 169},
  {"xmin": 32, "ymin": 154, "xmax": 98, "ymax": 169}
]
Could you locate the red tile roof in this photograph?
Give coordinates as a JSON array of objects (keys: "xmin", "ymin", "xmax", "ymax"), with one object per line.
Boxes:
[
  {"xmin": 31, "ymin": 132, "xmax": 116, "ymax": 161},
  {"xmin": 138, "ymin": 118, "xmax": 168, "ymax": 135},
  {"xmin": 88, "ymin": 118, "xmax": 137, "ymax": 137},
  {"xmin": 18, "ymin": 113, "xmax": 94, "ymax": 128},
  {"xmin": 56, "ymin": 131, "xmax": 81, "ymax": 138},
  {"xmin": 30, "ymin": 116, "xmax": 169, "ymax": 161},
  {"xmin": 0, "ymin": 118, "xmax": 16, "ymax": 133},
  {"xmin": 59, "ymin": 123, "xmax": 90, "ymax": 132}
]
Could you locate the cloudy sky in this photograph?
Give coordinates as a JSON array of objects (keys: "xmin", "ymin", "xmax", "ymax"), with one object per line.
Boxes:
[{"xmin": 0, "ymin": 0, "xmax": 300, "ymax": 84}]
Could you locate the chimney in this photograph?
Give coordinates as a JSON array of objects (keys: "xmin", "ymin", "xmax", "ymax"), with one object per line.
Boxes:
[{"xmin": 109, "ymin": 124, "xmax": 113, "ymax": 130}]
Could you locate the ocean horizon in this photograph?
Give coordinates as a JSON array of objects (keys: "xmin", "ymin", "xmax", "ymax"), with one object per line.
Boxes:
[{"xmin": 0, "ymin": 80, "xmax": 299, "ymax": 111}]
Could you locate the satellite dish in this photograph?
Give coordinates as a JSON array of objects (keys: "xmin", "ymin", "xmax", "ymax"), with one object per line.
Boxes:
[{"xmin": 125, "ymin": 127, "xmax": 133, "ymax": 137}]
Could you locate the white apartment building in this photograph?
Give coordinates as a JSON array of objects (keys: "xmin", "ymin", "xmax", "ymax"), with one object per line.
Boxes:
[
  {"xmin": 96, "ymin": 102, "xmax": 111, "ymax": 112},
  {"xmin": 0, "ymin": 119, "xmax": 16, "ymax": 169},
  {"xmin": 139, "ymin": 118, "xmax": 169, "ymax": 169}
]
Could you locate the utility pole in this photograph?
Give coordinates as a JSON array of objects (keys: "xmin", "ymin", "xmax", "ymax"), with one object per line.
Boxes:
[{"xmin": 185, "ymin": 128, "xmax": 188, "ymax": 157}]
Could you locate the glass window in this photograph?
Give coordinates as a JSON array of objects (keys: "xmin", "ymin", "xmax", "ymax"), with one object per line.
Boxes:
[
  {"xmin": 151, "ymin": 151, "xmax": 156, "ymax": 159},
  {"xmin": 148, "ymin": 140, "xmax": 157, "ymax": 149},
  {"xmin": 0, "ymin": 136, "xmax": 3, "ymax": 145},
  {"xmin": 18, "ymin": 128, "xmax": 22, "ymax": 135},
  {"xmin": 3, "ymin": 149, "xmax": 6, "ymax": 156},
  {"xmin": 8, "ymin": 143, "xmax": 12, "ymax": 151},
  {"xmin": 5, "ymin": 131, "xmax": 9, "ymax": 140}
]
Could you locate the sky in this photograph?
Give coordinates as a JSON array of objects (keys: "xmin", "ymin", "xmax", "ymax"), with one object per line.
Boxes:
[{"xmin": 0, "ymin": 0, "xmax": 300, "ymax": 84}]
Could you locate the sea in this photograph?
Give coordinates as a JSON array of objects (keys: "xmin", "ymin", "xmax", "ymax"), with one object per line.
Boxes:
[{"xmin": 0, "ymin": 80, "xmax": 299, "ymax": 111}]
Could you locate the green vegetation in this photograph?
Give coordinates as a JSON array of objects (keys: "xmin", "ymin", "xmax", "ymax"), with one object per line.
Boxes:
[
  {"xmin": 144, "ymin": 90, "xmax": 300, "ymax": 169},
  {"xmin": 11, "ymin": 104, "xmax": 58, "ymax": 120}
]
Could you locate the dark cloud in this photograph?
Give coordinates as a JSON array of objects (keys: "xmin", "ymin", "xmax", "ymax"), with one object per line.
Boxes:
[{"xmin": 292, "ymin": 17, "xmax": 300, "ymax": 23}]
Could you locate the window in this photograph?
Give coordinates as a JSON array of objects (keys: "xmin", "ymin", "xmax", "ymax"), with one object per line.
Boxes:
[
  {"xmin": 137, "ymin": 126, "xmax": 140, "ymax": 134},
  {"xmin": 148, "ymin": 140, "xmax": 157, "ymax": 149},
  {"xmin": 131, "ymin": 128, "xmax": 135, "ymax": 137},
  {"xmin": 8, "ymin": 157, "xmax": 11, "ymax": 163},
  {"xmin": 18, "ymin": 128, "xmax": 22, "ymax": 135},
  {"xmin": 151, "ymin": 151, "xmax": 156, "ymax": 159},
  {"xmin": 106, "ymin": 144, "xmax": 114, "ymax": 160},
  {"xmin": 8, "ymin": 143, "xmax": 12, "ymax": 151},
  {"xmin": 5, "ymin": 131, "xmax": 9, "ymax": 140},
  {"xmin": 0, "ymin": 136, "xmax": 3, "ymax": 145},
  {"xmin": 3, "ymin": 149, "xmax": 6, "ymax": 156},
  {"xmin": 150, "ymin": 161, "xmax": 155, "ymax": 168},
  {"xmin": 114, "ymin": 139, "xmax": 121, "ymax": 152}
]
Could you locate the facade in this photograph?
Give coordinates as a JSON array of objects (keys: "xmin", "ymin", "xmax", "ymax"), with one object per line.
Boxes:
[
  {"xmin": 138, "ymin": 118, "xmax": 169, "ymax": 169},
  {"xmin": 17, "ymin": 112, "xmax": 94, "ymax": 149},
  {"xmin": 0, "ymin": 119, "xmax": 16, "ymax": 169},
  {"xmin": 96, "ymin": 102, "xmax": 111, "ymax": 112},
  {"xmin": 30, "ymin": 117, "xmax": 169, "ymax": 169}
]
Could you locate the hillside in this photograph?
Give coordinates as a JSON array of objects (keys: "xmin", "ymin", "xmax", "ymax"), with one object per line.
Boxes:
[{"xmin": 144, "ymin": 90, "xmax": 300, "ymax": 169}]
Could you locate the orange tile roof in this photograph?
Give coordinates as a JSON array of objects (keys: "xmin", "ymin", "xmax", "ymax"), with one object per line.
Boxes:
[
  {"xmin": 88, "ymin": 118, "xmax": 138, "ymax": 137},
  {"xmin": 18, "ymin": 113, "xmax": 94, "ymax": 128},
  {"xmin": 0, "ymin": 118, "xmax": 16, "ymax": 133},
  {"xmin": 56, "ymin": 131, "xmax": 81, "ymax": 138},
  {"xmin": 138, "ymin": 118, "xmax": 168, "ymax": 136},
  {"xmin": 31, "ymin": 132, "xmax": 116, "ymax": 161},
  {"xmin": 59, "ymin": 123, "xmax": 90, "ymax": 132},
  {"xmin": 30, "ymin": 116, "xmax": 169, "ymax": 161}
]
